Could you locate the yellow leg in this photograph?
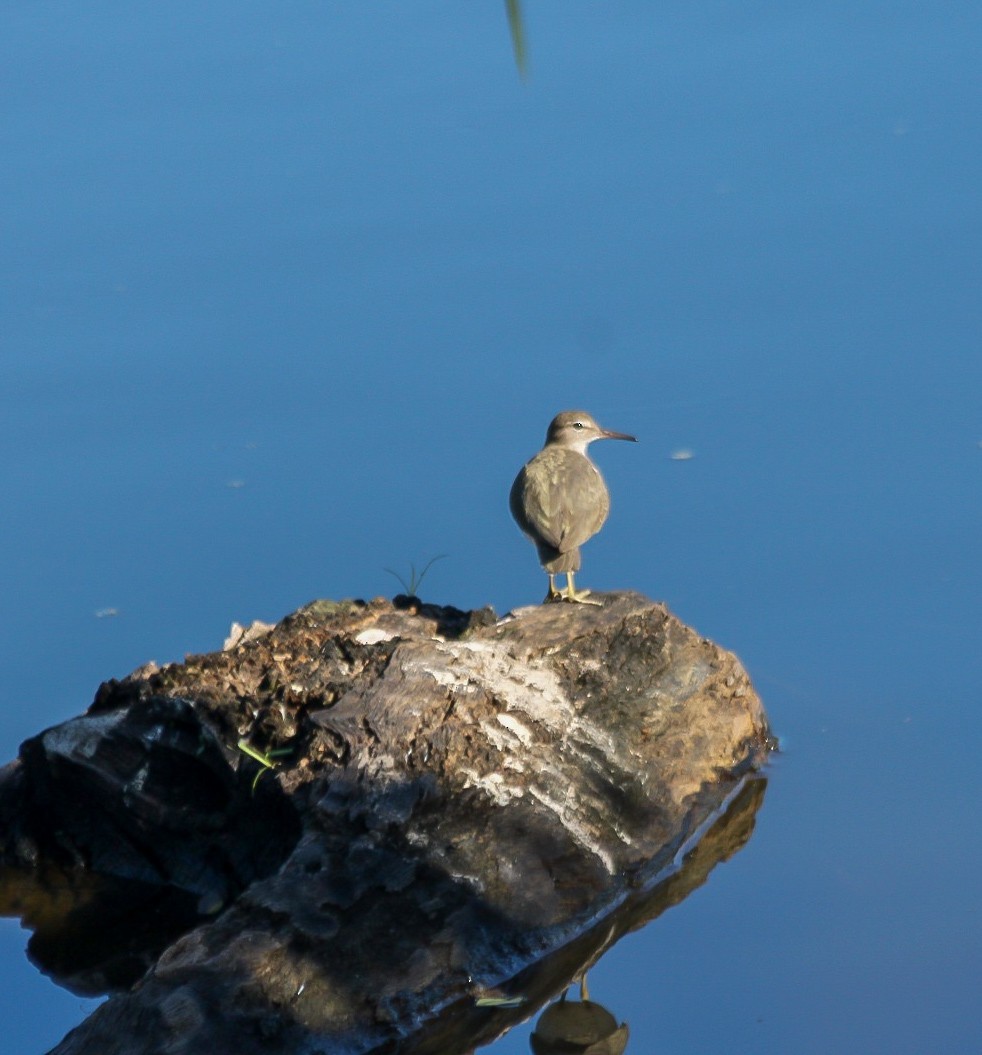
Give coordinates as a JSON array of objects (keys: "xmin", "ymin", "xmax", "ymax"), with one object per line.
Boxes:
[
  {"xmin": 564, "ymin": 572, "xmax": 601, "ymax": 605},
  {"xmin": 544, "ymin": 573, "xmax": 563, "ymax": 602}
]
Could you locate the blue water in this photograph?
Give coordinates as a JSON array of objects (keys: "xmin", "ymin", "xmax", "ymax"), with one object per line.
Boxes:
[{"xmin": 2, "ymin": 3, "xmax": 980, "ymax": 1052}]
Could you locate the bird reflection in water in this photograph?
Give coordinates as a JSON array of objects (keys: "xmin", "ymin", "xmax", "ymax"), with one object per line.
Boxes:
[{"xmin": 530, "ymin": 974, "xmax": 629, "ymax": 1055}]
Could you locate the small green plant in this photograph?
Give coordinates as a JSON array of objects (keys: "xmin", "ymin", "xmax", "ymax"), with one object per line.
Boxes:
[
  {"xmin": 237, "ymin": 739, "xmax": 294, "ymax": 792},
  {"xmin": 474, "ymin": 995, "xmax": 526, "ymax": 1008},
  {"xmin": 384, "ymin": 554, "xmax": 446, "ymax": 598}
]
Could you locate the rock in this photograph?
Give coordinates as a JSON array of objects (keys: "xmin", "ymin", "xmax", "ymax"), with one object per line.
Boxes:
[{"xmin": 0, "ymin": 591, "xmax": 773, "ymax": 1054}]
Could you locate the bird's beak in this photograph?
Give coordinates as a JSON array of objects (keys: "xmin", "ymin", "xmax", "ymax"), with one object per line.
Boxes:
[{"xmin": 600, "ymin": 428, "xmax": 638, "ymax": 442}]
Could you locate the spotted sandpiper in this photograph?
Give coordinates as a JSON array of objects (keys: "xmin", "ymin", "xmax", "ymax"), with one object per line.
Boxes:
[{"xmin": 510, "ymin": 410, "xmax": 637, "ymax": 603}]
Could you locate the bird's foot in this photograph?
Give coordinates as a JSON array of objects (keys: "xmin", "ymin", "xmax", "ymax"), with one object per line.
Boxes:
[
  {"xmin": 562, "ymin": 573, "xmax": 602, "ymax": 605},
  {"xmin": 563, "ymin": 582, "xmax": 602, "ymax": 605},
  {"xmin": 563, "ymin": 589, "xmax": 602, "ymax": 606}
]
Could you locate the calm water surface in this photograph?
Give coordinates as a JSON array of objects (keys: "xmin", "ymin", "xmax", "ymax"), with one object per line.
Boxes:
[{"xmin": 1, "ymin": 3, "xmax": 980, "ymax": 1052}]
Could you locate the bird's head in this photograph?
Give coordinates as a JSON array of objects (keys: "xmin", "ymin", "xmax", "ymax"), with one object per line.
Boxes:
[{"xmin": 545, "ymin": 411, "xmax": 637, "ymax": 454}]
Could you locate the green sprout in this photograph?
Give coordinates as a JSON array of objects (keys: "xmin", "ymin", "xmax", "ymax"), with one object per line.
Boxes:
[
  {"xmin": 475, "ymin": 995, "xmax": 527, "ymax": 1008},
  {"xmin": 237, "ymin": 739, "xmax": 294, "ymax": 793}
]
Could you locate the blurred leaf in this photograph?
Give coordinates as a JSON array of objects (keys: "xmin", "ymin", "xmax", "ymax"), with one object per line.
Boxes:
[{"xmin": 506, "ymin": 0, "xmax": 528, "ymax": 79}]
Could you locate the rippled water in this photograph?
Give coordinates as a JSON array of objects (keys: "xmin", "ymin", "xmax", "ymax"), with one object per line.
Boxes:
[{"xmin": 2, "ymin": 3, "xmax": 980, "ymax": 1052}]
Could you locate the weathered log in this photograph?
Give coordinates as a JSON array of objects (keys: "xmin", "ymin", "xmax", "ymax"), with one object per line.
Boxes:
[{"xmin": 0, "ymin": 591, "xmax": 773, "ymax": 1054}]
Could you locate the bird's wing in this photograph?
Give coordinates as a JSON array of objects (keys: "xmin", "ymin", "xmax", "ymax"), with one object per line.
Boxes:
[
  {"xmin": 519, "ymin": 474, "xmax": 568, "ymax": 550},
  {"xmin": 511, "ymin": 451, "xmax": 608, "ymax": 553},
  {"xmin": 510, "ymin": 466, "xmax": 559, "ymax": 548}
]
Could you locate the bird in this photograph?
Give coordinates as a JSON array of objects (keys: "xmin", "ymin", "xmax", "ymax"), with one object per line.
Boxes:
[{"xmin": 510, "ymin": 410, "xmax": 637, "ymax": 603}]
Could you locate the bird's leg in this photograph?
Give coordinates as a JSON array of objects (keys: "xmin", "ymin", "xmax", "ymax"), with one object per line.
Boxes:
[
  {"xmin": 564, "ymin": 572, "xmax": 602, "ymax": 605},
  {"xmin": 544, "ymin": 573, "xmax": 563, "ymax": 603}
]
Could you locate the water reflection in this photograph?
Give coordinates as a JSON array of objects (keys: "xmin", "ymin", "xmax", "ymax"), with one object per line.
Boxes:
[{"xmin": 0, "ymin": 864, "xmax": 200, "ymax": 995}]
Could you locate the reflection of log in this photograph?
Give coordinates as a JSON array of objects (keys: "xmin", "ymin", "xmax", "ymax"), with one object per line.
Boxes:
[{"xmin": 0, "ymin": 592, "xmax": 772, "ymax": 1054}]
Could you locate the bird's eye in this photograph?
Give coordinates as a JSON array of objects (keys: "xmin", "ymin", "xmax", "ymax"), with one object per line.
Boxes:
[{"xmin": 572, "ymin": 422, "xmax": 584, "ymax": 430}]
